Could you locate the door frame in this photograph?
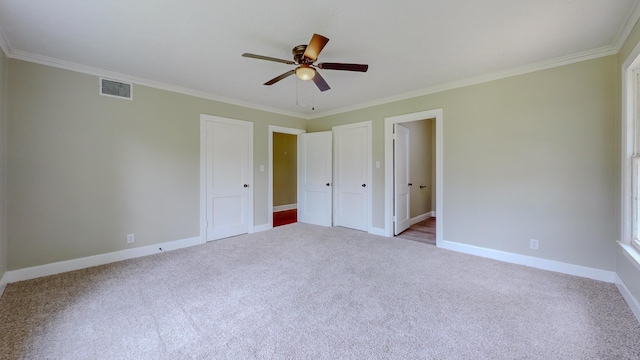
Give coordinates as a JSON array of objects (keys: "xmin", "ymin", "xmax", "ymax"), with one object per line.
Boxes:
[
  {"xmin": 384, "ymin": 109, "xmax": 443, "ymax": 245},
  {"xmin": 332, "ymin": 121, "xmax": 372, "ymax": 232},
  {"xmin": 200, "ymin": 114, "xmax": 254, "ymax": 243},
  {"xmin": 268, "ymin": 125, "xmax": 306, "ymax": 229}
]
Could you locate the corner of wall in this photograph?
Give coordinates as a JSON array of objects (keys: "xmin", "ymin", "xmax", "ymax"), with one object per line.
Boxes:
[{"xmin": 0, "ymin": 44, "xmax": 8, "ymax": 296}]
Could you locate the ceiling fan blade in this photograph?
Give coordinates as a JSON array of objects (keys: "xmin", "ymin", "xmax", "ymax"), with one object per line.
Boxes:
[
  {"xmin": 242, "ymin": 53, "xmax": 295, "ymax": 65},
  {"xmin": 317, "ymin": 63, "xmax": 368, "ymax": 72},
  {"xmin": 303, "ymin": 34, "xmax": 329, "ymax": 61},
  {"xmin": 264, "ymin": 69, "xmax": 296, "ymax": 85},
  {"xmin": 312, "ymin": 71, "xmax": 330, "ymax": 92}
]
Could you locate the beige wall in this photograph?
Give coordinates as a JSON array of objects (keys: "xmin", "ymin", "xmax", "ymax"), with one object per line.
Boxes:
[
  {"xmin": 403, "ymin": 120, "xmax": 434, "ymax": 218},
  {"xmin": 273, "ymin": 132, "xmax": 297, "ymax": 207},
  {"xmin": 0, "ymin": 48, "xmax": 6, "ymax": 278},
  {"xmin": 7, "ymin": 59, "xmax": 306, "ymax": 270},
  {"xmin": 617, "ymin": 18, "xmax": 640, "ymax": 308},
  {"xmin": 2, "ymin": 50, "xmax": 626, "ymax": 277},
  {"xmin": 309, "ymin": 56, "xmax": 617, "ymax": 271}
]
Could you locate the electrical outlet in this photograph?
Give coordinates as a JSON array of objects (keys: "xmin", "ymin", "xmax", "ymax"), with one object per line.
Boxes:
[
  {"xmin": 127, "ymin": 233, "xmax": 135, "ymax": 244},
  {"xmin": 530, "ymin": 238, "xmax": 539, "ymax": 250}
]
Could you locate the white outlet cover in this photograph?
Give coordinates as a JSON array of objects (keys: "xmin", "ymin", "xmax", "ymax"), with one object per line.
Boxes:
[{"xmin": 530, "ymin": 239, "xmax": 539, "ymax": 250}]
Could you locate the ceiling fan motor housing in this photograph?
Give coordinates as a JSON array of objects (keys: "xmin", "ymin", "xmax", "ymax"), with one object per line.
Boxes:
[{"xmin": 293, "ymin": 45, "xmax": 309, "ymax": 64}]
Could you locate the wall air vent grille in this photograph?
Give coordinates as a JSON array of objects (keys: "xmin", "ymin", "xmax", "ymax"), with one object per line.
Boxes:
[{"xmin": 100, "ymin": 78, "xmax": 133, "ymax": 100}]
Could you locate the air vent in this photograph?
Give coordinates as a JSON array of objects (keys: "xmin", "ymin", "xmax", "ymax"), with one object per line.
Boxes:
[{"xmin": 100, "ymin": 78, "xmax": 133, "ymax": 100}]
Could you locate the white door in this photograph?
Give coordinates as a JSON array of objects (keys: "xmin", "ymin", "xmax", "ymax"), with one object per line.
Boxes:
[
  {"xmin": 334, "ymin": 122, "xmax": 371, "ymax": 231},
  {"xmin": 394, "ymin": 124, "xmax": 411, "ymax": 235},
  {"xmin": 203, "ymin": 116, "xmax": 253, "ymax": 241},
  {"xmin": 298, "ymin": 132, "xmax": 332, "ymax": 227}
]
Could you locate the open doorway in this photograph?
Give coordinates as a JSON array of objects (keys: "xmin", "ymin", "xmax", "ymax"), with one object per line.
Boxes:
[
  {"xmin": 384, "ymin": 109, "xmax": 443, "ymax": 245},
  {"xmin": 273, "ymin": 132, "xmax": 298, "ymax": 227},
  {"xmin": 268, "ymin": 126, "xmax": 306, "ymax": 229},
  {"xmin": 393, "ymin": 119, "xmax": 436, "ymax": 244}
]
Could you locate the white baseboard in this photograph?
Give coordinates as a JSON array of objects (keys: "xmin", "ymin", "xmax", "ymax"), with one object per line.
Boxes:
[
  {"xmin": 253, "ymin": 223, "xmax": 271, "ymax": 233},
  {"xmin": 428, "ymin": 210, "xmax": 436, "ymax": 218},
  {"xmin": 615, "ymin": 273, "xmax": 640, "ymax": 324},
  {"xmin": 439, "ymin": 240, "xmax": 616, "ymax": 283},
  {"xmin": 273, "ymin": 204, "xmax": 297, "ymax": 212},
  {"xmin": 2, "ymin": 236, "xmax": 202, "ymax": 285},
  {"xmin": 409, "ymin": 213, "xmax": 431, "ymax": 226},
  {"xmin": 369, "ymin": 227, "xmax": 386, "ymax": 237}
]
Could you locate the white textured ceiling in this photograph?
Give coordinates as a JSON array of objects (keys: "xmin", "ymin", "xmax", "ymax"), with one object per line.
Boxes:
[{"xmin": 0, "ymin": 0, "xmax": 637, "ymax": 118}]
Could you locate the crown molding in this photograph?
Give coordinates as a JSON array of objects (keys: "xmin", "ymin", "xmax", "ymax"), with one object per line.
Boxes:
[
  {"xmin": 308, "ymin": 46, "xmax": 617, "ymax": 119},
  {"xmin": 7, "ymin": 50, "xmax": 308, "ymax": 120},
  {"xmin": 4, "ymin": 43, "xmax": 619, "ymax": 122},
  {"xmin": 614, "ymin": 0, "xmax": 640, "ymax": 51}
]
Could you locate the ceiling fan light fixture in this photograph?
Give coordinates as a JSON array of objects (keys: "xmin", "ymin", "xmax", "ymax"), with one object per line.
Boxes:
[{"xmin": 295, "ymin": 65, "xmax": 316, "ymax": 81}]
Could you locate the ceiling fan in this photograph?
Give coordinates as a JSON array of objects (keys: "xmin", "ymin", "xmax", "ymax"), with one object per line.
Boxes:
[{"xmin": 242, "ymin": 34, "xmax": 368, "ymax": 92}]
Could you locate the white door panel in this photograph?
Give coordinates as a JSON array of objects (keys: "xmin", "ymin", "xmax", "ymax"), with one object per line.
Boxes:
[
  {"xmin": 298, "ymin": 132, "xmax": 332, "ymax": 227},
  {"xmin": 394, "ymin": 124, "xmax": 411, "ymax": 235},
  {"xmin": 204, "ymin": 116, "xmax": 253, "ymax": 241},
  {"xmin": 334, "ymin": 122, "xmax": 371, "ymax": 232}
]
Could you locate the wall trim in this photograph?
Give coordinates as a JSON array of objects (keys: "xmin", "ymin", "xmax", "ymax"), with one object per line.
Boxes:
[
  {"xmin": 615, "ymin": 273, "xmax": 640, "ymax": 324},
  {"xmin": 409, "ymin": 213, "xmax": 431, "ymax": 226},
  {"xmin": 253, "ymin": 224, "xmax": 271, "ymax": 233},
  {"xmin": 310, "ymin": 46, "xmax": 616, "ymax": 119},
  {"xmin": 368, "ymin": 227, "xmax": 386, "ymax": 237},
  {"xmin": 614, "ymin": 0, "xmax": 640, "ymax": 51},
  {"xmin": 429, "ymin": 211, "xmax": 436, "ymax": 218},
  {"xmin": 438, "ymin": 240, "xmax": 616, "ymax": 283},
  {"xmin": 8, "ymin": 50, "xmax": 305, "ymax": 119},
  {"xmin": 2, "ymin": 236, "xmax": 201, "ymax": 285},
  {"xmin": 273, "ymin": 204, "xmax": 297, "ymax": 212},
  {"xmin": 3, "ymin": 45, "xmax": 618, "ymax": 122}
]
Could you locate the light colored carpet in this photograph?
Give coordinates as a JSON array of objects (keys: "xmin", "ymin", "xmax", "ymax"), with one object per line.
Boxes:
[{"xmin": 0, "ymin": 223, "xmax": 638, "ymax": 359}]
